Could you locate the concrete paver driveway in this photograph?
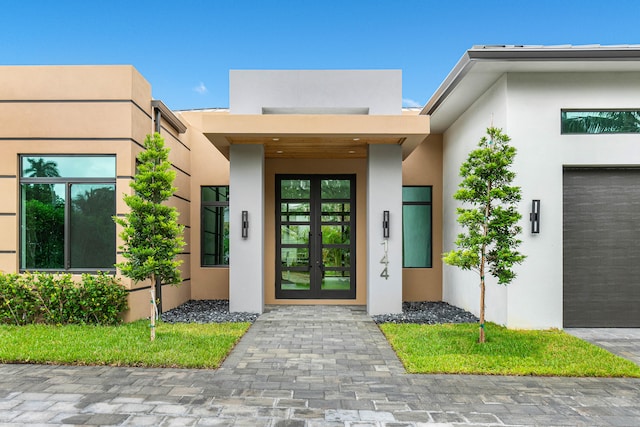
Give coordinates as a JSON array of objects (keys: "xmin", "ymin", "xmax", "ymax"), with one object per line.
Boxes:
[
  {"xmin": 565, "ymin": 328, "xmax": 640, "ymax": 367},
  {"xmin": 1, "ymin": 306, "xmax": 639, "ymax": 426}
]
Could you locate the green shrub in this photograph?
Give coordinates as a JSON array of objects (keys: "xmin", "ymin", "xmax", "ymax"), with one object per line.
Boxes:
[
  {"xmin": 0, "ymin": 272, "xmax": 128, "ymax": 325},
  {"xmin": 0, "ymin": 273, "xmax": 37, "ymax": 325},
  {"xmin": 77, "ymin": 273, "xmax": 128, "ymax": 325}
]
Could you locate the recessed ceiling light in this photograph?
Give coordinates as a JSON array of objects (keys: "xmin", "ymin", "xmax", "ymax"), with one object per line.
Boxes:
[
  {"xmin": 353, "ymin": 138, "xmax": 360, "ymax": 141},
  {"xmin": 272, "ymin": 138, "xmax": 280, "ymax": 141},
  {"xmin": 276, "ymin": 150, "xmax": 284, "ymax": 154},
  {"xmin": 348, "ymin": 150, "xmax": 356, "ymax": 154}
]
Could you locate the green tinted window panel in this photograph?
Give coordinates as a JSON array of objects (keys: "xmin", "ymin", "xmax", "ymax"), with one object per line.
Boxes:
[
  {"xmin": 69, "ymin": 184, "xmax": 116, "ymax": 269},
  {"xmin": 321, "ymin": 225, "xmax": 350, "ymax": 244},
  {"xmin": 322, "ymin": 249, "xmax": 350, "ymax": 267},
  {"xmin": 21, "ymin": 183, "xmax": 65, "ymax": 269},
  {"xmin": 281, "ymin": 248, "xmax": 309, "ymax": 267},
  {"xmin": 202, "ymin": 186, "xmax": 229, "ymax": 203},
  {"xmin": 281, "ymin": 225, "xmax": 310, "ymax": 244},
  {"xmin": 402, "ymin": 186, "xmax": 432, "ymax": 203},
  {"xmin": 561, "ymin": 110, "xmax": 640, "ymax": 134},
  {"xmin": 280, "ymin": 271, "xmax": 311, "ymax": 290},
  {"xmin": 202, "ymin": 205, "xmax": 229, "ymax": 266},
  {"xmin": 402, "ymin": 204, "xmax": 432, "ymax": 268},
  {"xmin": 281, "ymin": 179, "xmax": 310, "ymax": 199},
  {"xmin": 21, "ymin": 156, "xmax": 116, "ymax": 178},
  {"xmin": 281, "ymin": 202, "xmax": 311, "ymax": 222},
  {"xmin": 321, "ymin": 179, "xmax": 350, "ymax": 199},
  {"xmin": 321, "ymin": 273, "xmax": 351, "ymax": 291},
  {"xmin": 322, "ymin": 202, "xmax": 350, "ymax": 213}
]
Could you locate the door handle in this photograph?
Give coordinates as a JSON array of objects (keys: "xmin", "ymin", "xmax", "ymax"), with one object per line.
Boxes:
[{"xmin": 317, "ymin": 261, "xmax": 325, "ymax": 277}]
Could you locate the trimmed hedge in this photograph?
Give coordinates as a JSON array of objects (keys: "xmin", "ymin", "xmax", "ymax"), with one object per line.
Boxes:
[{"xmin": 0, "ymin": 272, "xmax": 128, "ymax": 325}]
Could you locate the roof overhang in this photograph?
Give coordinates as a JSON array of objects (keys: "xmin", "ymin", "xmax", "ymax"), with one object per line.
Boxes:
[
  {"xmin": 422, "ymin": 45, "xmax": 640, "ymax": 133},
  {"xmin": 151, "ymin": 100, "xmax": 187, "ymax": 134},
  {"xmin": 200, "ymin": 113, "xmax": 429, "ymax": 159}
]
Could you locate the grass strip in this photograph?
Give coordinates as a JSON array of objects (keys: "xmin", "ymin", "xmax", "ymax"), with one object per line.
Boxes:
[
  {"xmin": 380, "ymin": 322, "xmax": 640, "ymax": 377},
  {"xmin": 0, "ymin": 320, "xmax": 250, "ymax": 369}
]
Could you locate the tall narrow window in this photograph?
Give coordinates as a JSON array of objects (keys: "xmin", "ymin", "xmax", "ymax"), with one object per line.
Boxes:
[
  {"xmin": 201, "ymin": 186, "xmax": 230, "ymax": 266},
  {"xmin": 402, "ymin": 186, "xmax": 432, "ymax": 268},
  {"xmin": 20, "ymin": 155, "xmax": 116, "ymax": 271}
]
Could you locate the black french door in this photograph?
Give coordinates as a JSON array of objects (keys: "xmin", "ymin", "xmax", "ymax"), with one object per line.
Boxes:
[{"xmin": 276, "ymin": 175, "xmax": 356, "ymax": 299}]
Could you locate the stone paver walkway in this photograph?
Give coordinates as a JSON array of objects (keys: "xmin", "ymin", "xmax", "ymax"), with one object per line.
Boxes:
[
  {"xmin": 1, "ymin": 305, "xmax": 639, "ymax": 426},
  {"xmin": 565, "ymin": 328, "xmax": 640, "ymax": 366}
]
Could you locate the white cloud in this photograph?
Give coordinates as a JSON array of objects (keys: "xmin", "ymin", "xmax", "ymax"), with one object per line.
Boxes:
[
  {"xmin": 402, "ymin": 97, "xmax": 422, "ymax": 108},
  {"xmin": 194, "ymin": 82, "xmax": 208, "ymax": 94}
]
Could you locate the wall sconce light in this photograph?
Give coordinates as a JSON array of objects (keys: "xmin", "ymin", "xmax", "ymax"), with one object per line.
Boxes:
[
  {"xmin": 530, "ymin": 200, "xmax": 540, "ymax": 234},
  {"xmin": 383, "ymin": 210, "xmax": 390, "ymax": 238},
  {"xmin": 241, "ymin": 210, "xmax": 249, "ymax": 239}
]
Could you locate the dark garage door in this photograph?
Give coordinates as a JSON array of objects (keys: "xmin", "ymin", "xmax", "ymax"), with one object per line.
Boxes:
[{"xmin": 564, "ymin": 168, "xmax": 640, "ymax": 327}]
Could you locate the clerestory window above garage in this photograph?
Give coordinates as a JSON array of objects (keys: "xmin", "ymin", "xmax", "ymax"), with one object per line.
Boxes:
[{"xmin": 561, "ymin": 110, "xmax": 640, "ymax": 134}]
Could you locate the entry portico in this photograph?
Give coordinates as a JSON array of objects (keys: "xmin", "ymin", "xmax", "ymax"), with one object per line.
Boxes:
[{"xmin": 200, "ymin": 70, "xmax": 430, "ymax": 314}]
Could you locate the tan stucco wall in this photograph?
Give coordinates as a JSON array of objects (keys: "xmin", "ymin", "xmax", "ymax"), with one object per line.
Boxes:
[
  {"xmin": 264, "ymin": 158, "xmax": 367, "ymax": 306},
  {"xmin": 401, "ymin": 134, "xmax": 443, "ymax": 301},
  {"xmin": 0, "ymin": 65, "xmax": 192, "ymax": 322},
  {"xmin": 162, "ymin": 123, "xmax": 192, "ymax": 313},
  {"xmin": 179, "ymin": 111, "xmax": 231, "ymax": 301}
]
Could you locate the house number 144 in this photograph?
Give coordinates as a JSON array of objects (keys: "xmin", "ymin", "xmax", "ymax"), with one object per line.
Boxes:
[{"xmin": 380, "ymin": 240, "xmax": 389, "ymax": 279}]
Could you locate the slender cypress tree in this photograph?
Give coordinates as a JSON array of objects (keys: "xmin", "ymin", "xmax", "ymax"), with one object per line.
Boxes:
[
  {"xmin": 443, "ymin": 127, "xmax": 525, "ymax": 343},
  {"xmin": 115, "ymin": 133, "xmax": 185, "ymax": 314}
]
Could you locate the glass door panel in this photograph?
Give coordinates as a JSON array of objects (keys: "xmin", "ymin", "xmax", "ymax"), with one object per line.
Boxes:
[
  {"xmin": 276, "ymin": 175, "xmax": 355, "ymax": 299},
  {"xmin": 321, "ymin": 271, "xmax": 351, "ymax": 291},
  {"xmin": 280, "ymin": 270, "xmax": 311, "ymax": 291}
]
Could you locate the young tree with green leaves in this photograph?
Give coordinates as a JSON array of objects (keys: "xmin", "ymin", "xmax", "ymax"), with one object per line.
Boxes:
[
  {"xmin": 115, "ymin": 133, "xmax": 185, "ymax": 315},
  {"xmin": 443, "ymin": 127, "xmax": 525, "ymax": 343}
]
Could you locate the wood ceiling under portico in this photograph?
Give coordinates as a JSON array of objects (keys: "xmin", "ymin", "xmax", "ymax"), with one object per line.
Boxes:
[{"xmin": 201, "ymin": 113, "xmax": 430, "ymax": 160}]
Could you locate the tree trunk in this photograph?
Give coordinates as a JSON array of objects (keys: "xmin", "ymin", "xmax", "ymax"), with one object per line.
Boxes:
[
  {"xmin": 479, "ymin": 181, "xmax": 491, "ymax": 344},
  {"xmin": 155, "ymin": 276, "xmax": 162, "ymax": 314},
  {"xmin": 479, "ymin": 275, "xmax": 486, "ymax": 343},
  {"xmin": 150, "ymin": 288, "xmax": 156, "ymax": 342}
]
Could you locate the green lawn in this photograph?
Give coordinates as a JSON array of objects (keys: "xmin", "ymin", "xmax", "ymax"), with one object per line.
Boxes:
[
  {"xmin": 0, "ymin": 321, "xmax": 250, "ymax": 369},
  {"xmin": 380, "ymin": 322, "xmax": 640, "ymax": 377}
]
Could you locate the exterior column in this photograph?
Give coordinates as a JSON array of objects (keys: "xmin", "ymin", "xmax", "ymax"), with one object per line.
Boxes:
[
  {"xmin": 229, "ymin": 144, "xmax": 264, "ymax": 313},
  {"xmin": 367, "ymin": 144, "xmax": 403, "ymax": 315}
]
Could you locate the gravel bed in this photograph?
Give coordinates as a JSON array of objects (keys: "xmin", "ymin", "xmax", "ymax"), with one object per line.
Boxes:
[
  {"xmin": 161, "ymin": 300, "xmax": 259, "ymax": 324},
  {"xmin": 372, "ymin": 301, "xmax": 479, "ymax": 324},
  {"xmin": 162, "ymin": 300, "xmax": 477, "ymax": 325}
]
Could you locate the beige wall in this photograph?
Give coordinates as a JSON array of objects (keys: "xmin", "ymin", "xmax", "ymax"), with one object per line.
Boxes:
[
  {"xmin": 0, "ymin": 65, "xmax": 193, "ymax": 322},
  {"xmin": 179, "ymin": 111, "xmax": 231, "ymax": 301},
  {"xmin": 401, "ymin": 134, "xmax": 443, "ymax": 301},
  {"xmin": 157, "ymin": 118, "xmax": 192, "ymax": 314},
  {"xmin": 264, "ymin": 158, "xmax": 367, "ymax": 305}
]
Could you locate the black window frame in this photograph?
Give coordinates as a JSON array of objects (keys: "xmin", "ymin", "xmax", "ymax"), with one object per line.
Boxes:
[
  {"xmin": 201, "ymin": 185, "xmax": 230, "ymax": 267},
  {"xmin": 402, "ymin": 185, "xmax": 433, "ymax": 269},
  {"xmin": 19, "ymin": 154, "xmax": 117, "ymax": 273},
  {"xmin": 275, "ymin": 174, "xmax": 357, "ymax": 300},
  {"xmin": 561, "ymin": 109, "xmax": 640, "ymax": 134}
]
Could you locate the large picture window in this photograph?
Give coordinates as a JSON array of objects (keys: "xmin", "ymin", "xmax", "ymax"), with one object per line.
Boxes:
[
  {"xmin": 561, "ymin": 110, "xmax": 640, "ymax": 134},
  {"xmin": 402, "ymin": 186, "xmax": 432, "ymax": 268},
  {"xmin": 20, "ymin": 155, "xmax": 116, "ymax": 271},
  {"xmin": 201, "ymin": 186, "xmax": 229, "ymax": 266}
]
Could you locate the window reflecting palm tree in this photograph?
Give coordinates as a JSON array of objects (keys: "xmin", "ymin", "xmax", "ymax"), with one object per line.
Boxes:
[{"xmin": 562, "ymin": 111, "xmax": 640, "ymax": 133}]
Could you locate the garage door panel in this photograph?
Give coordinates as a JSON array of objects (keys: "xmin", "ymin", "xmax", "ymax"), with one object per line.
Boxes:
[{"xmin": 563, "ymin": 168, "xmax": 640, "ymax": 327}]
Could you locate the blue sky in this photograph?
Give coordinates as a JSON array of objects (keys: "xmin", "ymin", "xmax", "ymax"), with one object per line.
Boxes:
[{"xmin": 2, "ymin": 1, "xmax": 639, "ymax": 110}]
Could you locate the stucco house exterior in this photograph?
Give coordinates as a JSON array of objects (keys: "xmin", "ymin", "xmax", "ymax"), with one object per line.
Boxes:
[{"xmin": 1, "ymin": 45, "xmax": 639, "ymax": 328}]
